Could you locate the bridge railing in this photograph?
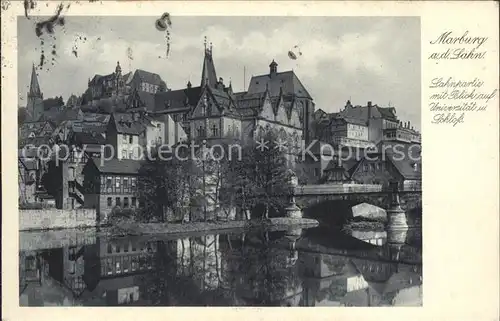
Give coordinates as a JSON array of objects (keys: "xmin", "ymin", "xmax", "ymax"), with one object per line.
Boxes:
[
  {"xmin": 294, "ymin": 183, "xmax": 422, "ymax": 195},
  {"xmin": 294, "ymin": 184, "xmax": 384, "ymax": 195}
]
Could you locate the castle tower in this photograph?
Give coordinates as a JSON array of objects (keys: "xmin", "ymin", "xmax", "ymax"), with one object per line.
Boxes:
[
  {"xmin": 26, "ymin": 64, "xmax": 44, "ymax": 121},
  {"xmin": 200, "ymin": 37, "xmax": 218, "ymax": 88}
]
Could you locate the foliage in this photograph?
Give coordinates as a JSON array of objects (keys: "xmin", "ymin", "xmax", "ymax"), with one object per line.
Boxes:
[
  {"xmin": 224, "ymin": 231, "xmax": 302, "ymax": 305},
  {"xmin": 223, "ymin": 131, "xmax": 293, "ymax": 219},
  {"xmin": 18, "ymin": 107, "xmax": 29, "ymax": 124},
  {"xmin": 40, "ymin": 160, "xmax": 62, "ymax": 198},
  {"xmin": 136, "ymin": 146, "xmax": 201, "ymax": 222},
  {"xmin": 137, "ymin": 132, "xmax": 293, "ymax": 223}
]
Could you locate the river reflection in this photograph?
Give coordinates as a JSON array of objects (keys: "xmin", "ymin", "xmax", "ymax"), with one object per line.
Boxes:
[{"xmin": 19, "ymin": 226, "xmax": 422, "ymax": 307}]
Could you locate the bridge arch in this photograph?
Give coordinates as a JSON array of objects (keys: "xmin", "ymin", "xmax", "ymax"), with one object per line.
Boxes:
[{"xmin": 295, "ymin": 187, "xmax": 422, "ymax": 228}]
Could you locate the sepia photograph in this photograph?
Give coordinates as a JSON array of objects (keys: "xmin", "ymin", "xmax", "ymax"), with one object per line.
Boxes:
[{"xmin": 16, "ymin": 11, "xmax": 423, "ymax": 307}]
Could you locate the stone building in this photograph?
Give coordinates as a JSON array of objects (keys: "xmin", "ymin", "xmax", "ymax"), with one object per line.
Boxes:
[
  {"xmin": 314, "ymin": 100, "xmax": 421, "ymax": 147},
  {"xmin": 154, "ymin": 40, "xmax": 311, "ymax": 160}
]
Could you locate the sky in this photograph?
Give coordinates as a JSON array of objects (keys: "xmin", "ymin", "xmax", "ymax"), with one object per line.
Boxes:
[{"xmin": 18, "ymin": 15, "xmax": 421, "ymax": 130}]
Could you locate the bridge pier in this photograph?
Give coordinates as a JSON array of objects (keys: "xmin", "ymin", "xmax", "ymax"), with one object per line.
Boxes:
[{"xmin": 386, "ymin": 182, "xmax": 409, "ymax": 231}]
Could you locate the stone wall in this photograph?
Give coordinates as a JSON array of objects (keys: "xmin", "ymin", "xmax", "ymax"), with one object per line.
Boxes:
[
  {"xmin": 19, "ymin": 228, "xmax": 97, "ymax": 251},
  {"xmin": 19, "ymin": 209, "xmax": 97, "ymax": 231}
]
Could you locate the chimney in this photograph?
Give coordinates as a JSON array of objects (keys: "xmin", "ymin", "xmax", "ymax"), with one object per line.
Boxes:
[{"xmin": 367, "ymin": 101, "xmax": 372, "ymax": 125}]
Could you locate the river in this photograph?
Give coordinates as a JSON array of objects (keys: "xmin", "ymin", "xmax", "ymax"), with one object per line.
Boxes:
[{"xmin": 19, "ymin": 225, "xmax": 422, "ymax": 307}]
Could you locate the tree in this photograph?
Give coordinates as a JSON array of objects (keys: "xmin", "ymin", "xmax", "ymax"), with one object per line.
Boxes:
[
  {"xmin": 223, "ymin": 131, "xmax": 292, "ymax": 220},
  {"xmin": 18, "ymin": 107, "xmax": 29, "ymax": 124},
  {"xmin": 137, "ymin": 146, "xmax": 202, "ymax": 222}
]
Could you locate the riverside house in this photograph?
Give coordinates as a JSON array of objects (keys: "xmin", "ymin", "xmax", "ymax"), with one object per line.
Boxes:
[{"xmin": 83, "ymin": 157, "xmax": 142, "ymax": 222}]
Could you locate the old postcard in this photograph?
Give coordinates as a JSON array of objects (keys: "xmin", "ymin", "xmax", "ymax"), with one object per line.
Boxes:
[{"xmin": 1, "ymin": 1, "xmax": 498, "ymax": 320}]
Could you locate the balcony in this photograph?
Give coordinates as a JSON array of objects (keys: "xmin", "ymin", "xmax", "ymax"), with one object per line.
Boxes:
[
  {"xmin": 383, "ymin": 128, "xmax": 420, "ymax": 143},
  {"xmin": 333, "ymin": 136, "xmax": 375, "ymax": 149}
]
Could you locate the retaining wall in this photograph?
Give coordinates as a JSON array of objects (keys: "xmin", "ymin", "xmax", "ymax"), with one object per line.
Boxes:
[{"xmin": 19, "ymin": 209, "xmax": 97, "ymax": 231}]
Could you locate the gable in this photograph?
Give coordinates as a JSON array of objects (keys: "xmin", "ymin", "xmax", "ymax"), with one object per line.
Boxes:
[
  {"xmin": 259, "ymin": 95, "xmax": 275, "ymax": 120},
  {"xmin": 276, "ymin": 99, "xmax": 288, "ymax": 124},
  {"xmin": 39, "ymin": 122, "xmax": 54, "ymax": 136},
  {"xmin": 290, "ymin": 104, "xmax": 301, "ymax": 128},
  {"xmin": 192, "ymin": 90, "xmax": 221, "ymax": 118}
]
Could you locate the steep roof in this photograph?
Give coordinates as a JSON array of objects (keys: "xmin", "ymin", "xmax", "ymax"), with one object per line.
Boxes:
[
  {"xmin": 89, "ymin": 157, "xmax": 142, "ymax": 175},
  {"xmin": 110, "ymin": 113, "xmax": 146, "ymax": 135},
  {"xmin": 366, "ymin": 141, "xmax": 421, "ymax": 180},
  {"xmin": 376, "ymin": 106, "xmax": 397, "ymax": 121},
  {"xmin": 247, "ymin": 70, "xmax": 312, "ymax": 99},
  {"xmin": 19, "ymin": 121, "xmax": 55, "ymax": 139},
  {"xmin": 28, "ymin": 64, "xmax": 42, "ymax": 97},
  {"xmin": 71, "ymin": 131, "xmax": 106, "ymax": 145},
  {"xmin": 154, "ymin": 86, "xmax": 202, "ymax": 112},
  {"xmin": 207, "ymin": 86, "xmax": 241, "ymax": 118},
  {"xmin": 81, "ymin": 113, "xmax": 110, "ymax": 123},
  {"xmin": 200, "ymin": 48, "xmax": 217, "ymax": 87},
  {"xmin": 134, "ymin": 69, "xmax": 166, "ymax": 88},
  {"xmin": 339, "ymin": 103, "xmax": 398, "ymax": 122}
]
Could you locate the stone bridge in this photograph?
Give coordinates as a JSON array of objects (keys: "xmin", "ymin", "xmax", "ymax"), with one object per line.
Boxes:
[{"xmin": 293, "ymin": 184, "xmax": 422, "ymax": 212}]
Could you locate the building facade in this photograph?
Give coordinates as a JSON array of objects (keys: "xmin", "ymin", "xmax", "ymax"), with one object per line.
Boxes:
[{"xmin": 83, "ymin": 158, "xmax": 141, "ymax": 221}]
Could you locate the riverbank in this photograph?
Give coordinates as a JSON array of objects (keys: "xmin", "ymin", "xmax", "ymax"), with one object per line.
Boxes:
[{"xmin": 104, "ymin": 217, "xmax": 319, "ymax": 238}]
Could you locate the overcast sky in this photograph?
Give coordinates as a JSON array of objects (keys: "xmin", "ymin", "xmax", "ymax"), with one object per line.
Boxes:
[{"xmin": 18, "ymin": 16, "xmax": 421, "ymax": 130}]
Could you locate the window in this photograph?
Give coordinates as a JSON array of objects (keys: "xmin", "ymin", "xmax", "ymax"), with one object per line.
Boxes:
[
  {"xmin": 124, "ymin": 242, "xmax": 129, "ymax": 252},
  {"xmin": 314, "ymin": 168, "xmax": 320, "ymax": 177},
  {"xmin": 116, "ymin": 177, "xmax": 121, "ymax": 188},
  {"xmin": 131, "ymin": 258, "xmax": 138, "ymax": 271},
  {"xmin": 212, "ymin": 124, "xmax": 218, "ymax": 136},
  {"xmin": 107, "ymin": 197, "xmax": 112, "ymax": 207},
  {"xmin": 116, "ymin": 244, "xmax": 121, "ymax": 253},
  {"xmin": 121, "ymin": 150, "xmax": 127, "ymax": 159},
  {"xmin": 123, "ymin": 256, "xmax": 130, "ymax": 273},
  {"xmin": 131, "ymin": 197, "xmax": 137, "ymax": 207},
  {"xmin": 116, "ymin": 197, "xmax": 121, "ymax": 207},
  {"xmin": 124, "ymin": 197, "xmax": 129, "ymax": 208},
  {"xmin": 132, "ymin": 243, "xmax": 136, "ymax": 251},
  {"xmin": 106, "ymin": 177, "xmax": 112, "ymax": 189},
  {"xmin": 131, "ymin": 178, "xmax": 137, "ymax": 188},
  {"xmin": 107, "ymin": 258, "xmax": 113, "ymax": 275},
  {"xmin": 116, "ymin": 261, "xmax": 121, "ymax": 274},
  {"xmin": 129, "ymin": 135, "xmax": 133, "ymax": 144},
  {"xmin": 123, "ymin": 178, "xmax": 129, "ymax": 189},
  {"xmin": 129, "ymin": 150, "xmax": 134, "ymax": 159},
  {"xmin": 122, "ymin": 135, "xmax": 128, "ymax": 143},
  {"xmin": 107, "ymin": 243, "xmax": 112, "ymax": 254}
]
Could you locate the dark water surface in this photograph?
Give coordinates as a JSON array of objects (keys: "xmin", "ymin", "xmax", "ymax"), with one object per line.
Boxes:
[{"xmin": 19, "ymin": 226, "xmax": 422, "ymax": 307}]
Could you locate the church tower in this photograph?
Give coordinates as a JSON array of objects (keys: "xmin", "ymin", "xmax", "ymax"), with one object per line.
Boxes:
[
  {"xmin": 200, "ymin": 37, "xmax": 218, "ymax": 88},
  {"xmin": 26, "ymin": 64, "xmax": 44, "ymax": 122}
]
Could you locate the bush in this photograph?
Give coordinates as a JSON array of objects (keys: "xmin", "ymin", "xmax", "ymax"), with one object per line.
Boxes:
[{"xmin": 107, "ymin": 207, "xmax": 137, "ymax": 223}]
